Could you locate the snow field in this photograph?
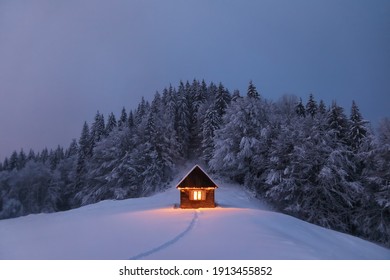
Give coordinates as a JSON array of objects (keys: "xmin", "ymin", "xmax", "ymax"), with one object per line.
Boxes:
[{"xmin": 0, "ymin": 180, "xmax": 389, "ymax": 259}]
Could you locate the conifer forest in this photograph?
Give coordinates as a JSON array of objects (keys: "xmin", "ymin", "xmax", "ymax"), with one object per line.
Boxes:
[{"xmin": 0, "ymin": 80, "xmax": 389, "ymax": 247}]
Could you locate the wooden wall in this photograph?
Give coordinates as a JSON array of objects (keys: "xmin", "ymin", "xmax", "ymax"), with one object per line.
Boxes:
[{"xmin": 180, "ymin": 189, "xmax": 216, "ymax": 208}]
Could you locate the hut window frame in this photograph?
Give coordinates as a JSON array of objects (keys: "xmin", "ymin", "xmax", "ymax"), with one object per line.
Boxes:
[{"xmin": 191, "ymin": 190, "xmax": 206, "ymax": 201}]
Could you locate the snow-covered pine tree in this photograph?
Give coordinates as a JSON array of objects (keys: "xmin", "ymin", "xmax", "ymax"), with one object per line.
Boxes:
[
  {"xmin": 266, "ymin": 99, "xmax": 363, "ymax": 233},
  {"xmin": 276, "ymin": 95, "xmax": 300, "ymax": 121},
  {"xmin": 318, "ymin": 99, "xmax": 327, "ymax": 115},
  {"xmin": 247, "ymin": 80, "xmax": 260, "ymax": 99},
  {"xmin": 39, "ymin": 148, "xmax": 49, "ymax": 164},
  {"xmin": 188, "ymin": 80, "xmax": 206, "ymax": 155},
  {"xmin": 348, "ymin": 101, "xmax": 368, "ymax": 151},
  {"xmin": 164, "ymin": 85, "xmax": 177, "ymax": 124},
  {"xmin": 7, "ymin": 160, "xmax": 53, "ymax": 216},
  {"xmin": 27, "ymin": 149, "xmax": 36, "ymax": 162},
  {"xmin": 106, "ymin": 112, "xmax": 117, "ymax": 134},
  {"xmin": 199, "ymin": 79, "xmax": 208, "ymax": 104},
  {"xmin": 65, "ymin": 139, "xmax": 78, "ymax": 158},
  {"xmin": 75, "ymin": 121, "xmax": 91, "ymax": 193},
  {"xmin": 91, "ymin": 111, "xmax": 106, "ymax": 144},
  {"xmin": 327, "ymin": 101, "xmax": 349, "ymax": 144},
  {"xmin": 210, "ymin": 94, "xmax": 267, "ymax": 187},
  {"xmin": 186, "ymin": 81, "xmax": 200, "ymax": 156},
  {"xmin": 144, "ymin": 93, "xmax": 159, "ymax": 146},
  {"xmin": 17, "ymin": 149, "xmax": 27, "ymax": 170},
  {"xmin": 265, "ymin": 114, "xmax": 304, "ymax": 211},
  {"xmin": 127, "ymin": 110, "xmax": 134, "ymax": 128},
  {"xmin": 207, "ymin": 82, "xmax": 218, "ymax": 103},
  {"xmin": 134, "ymin": 97, "xmax": 149, "ymax": 126},
  {"xmin": 176, "ymin": 81, "xmax": 191, "ymax": 157},
  {"xmin": 306, "ymin": 93, "xmax": 318, "ymax": 117},
  {"xmin": 201, "ymin": 106, "xmax": 221, "ymax": 163},
  {"xmin": 118, "ymin": 107, "xmax": 128, "ymax": 128},
  {"xmin": 356, "ymin": 118, "xmax": 390, "ymax": 246},
  {"xmin": 8, "ymin": 151, "xmax": 18, "ymax": 171},
  {"xmin": 76, "ymin": 127, "xmax": 125, "ymax": 205},
  {"xmin": 232, "ymin": 89, "xmax": 241, "ymax": 101},
  {"xmin": 2, "ymin": 157, "xmax": 9, "ymax": 171},
  {"xmin": 49, "ymin": 146, "xmax": 64, "ymax": 170},
  {"xmin": 295, "ymin": 98, "xmax": 306, "ymax": 117},
  {"xmin": 215, "ymin": 82, "xmax": 231, "ymax": 117}
]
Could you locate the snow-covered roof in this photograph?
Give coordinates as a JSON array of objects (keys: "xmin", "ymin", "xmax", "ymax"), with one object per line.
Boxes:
[{"xmin": 176, "ymin": 164, "xmax": 218, "ymax": 189}]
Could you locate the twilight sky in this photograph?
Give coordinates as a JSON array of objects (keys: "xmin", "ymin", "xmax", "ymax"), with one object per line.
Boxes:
[{"xmin": 0, "ymin": 0, "xmax": 389, "ymax": 159}]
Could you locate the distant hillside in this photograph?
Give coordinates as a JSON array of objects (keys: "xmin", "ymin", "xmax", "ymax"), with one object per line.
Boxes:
[{"xmin": 0, "ymin": 80, "xmax": 389, "ymax": 248}]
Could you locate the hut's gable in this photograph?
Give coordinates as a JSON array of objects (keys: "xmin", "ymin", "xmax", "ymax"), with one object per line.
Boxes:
[
  {"xmin": 176, "ymin": 165, "xmax": 218, "ymax": 189},
  {"xmin": 176, "ymin": 165, "xmax": 218, "ymax": 209}
]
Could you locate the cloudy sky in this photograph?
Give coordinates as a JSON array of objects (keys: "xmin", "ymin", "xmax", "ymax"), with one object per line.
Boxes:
[{"xmin": 0, "ymin": 0, "xmax": 389, "ymax": 159}]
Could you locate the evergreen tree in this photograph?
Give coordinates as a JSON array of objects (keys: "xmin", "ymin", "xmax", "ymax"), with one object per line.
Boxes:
[
  {"xmin": 106, "ymin": 112, "xmax": 117, "ymax": 134},
  {"xmin": 9, "ymin": 151, "xmax": 18, "ymax": 170},
  {"xmin": 327, "ymin": 101, "xmax": 349, "ymax": 144},
  {"xmin": 378, "ymin": 117, "xmax": 390, "ymax": 144},
  {"xmin": 91, "ymin": 111, "xmax": 106, "ymax": 144},
  {"xmin": 207, "ymin": 82, "xmax": 218, "ymax": 103},
  {"xmin": 186, "ymin": 80, "xmax": 207, "ymax": 155},
  {"xmin": 66, "ymin": 139, "xmax": 78, "ymax": 158},
  {"xmin": 215, "ymin": 82, "xmax": 231, "ymax": 117},
  {"xmin": 247, "ymin": 80, "xmax": 260, "ymax": 99},
  {"xmin": 2, "ymin": 157, "xmax": 9, "ymax": 171},
  {"xmin": 27, "ymin": 149, "xmax": 36, "ymax": 162},
  {"xmin": 176, "ymin": 81, "xmax": 191, "ymax": 157},
  {"xmin": 49, "ymin": 146, "xmax": 64, "ymax": 170},
  {"xmin": 232, "ymin": 89, "xmax": 241, "ymax": 101},
  {"xmin": 357, "ymin": 118, "xmax": 390, "ymax": 246},
  {"xmin": 118, "ymin": 107, "xmax": 128, "ymax": 128},
  {"xmin": 318, "ymin": 99, "xmax": 327, "ymax": 115},
  {"xmin": 135, "ymin": 97, "xmax": 148, "ymax": 125},
  {"xmin": 145, "ymin": 93, "xmax": 159, "ymax": 145},
  {"xmin": 128, "ymin": 110, "xmax": 135, "ymax": 128},
  {"xmin": 49, "ymin": 149, "xmax": 56, "ymax": 170},
  {"xmin": 165, "ymin": 85, "xmax": 177, "ymax": 125},
  {"xmin": 40, "ymin": 148, "xmax": 49, "ymax": 164},
  {"xmin": 77, "ymin": 129, "xmax": 125, "ymax": 205},
  {"xmin": 201, "ymin": 106, "xmax": 221, "ymax": 163},
  {"xmin": 306, "ymin": 93, "xmax": 318, "ymax": 117},
  {"xmin": 276, "ymin": 94, "xmax": 299, "ymax": 121},
  {"xmin": 295, "ymin": 98, "xmax": 306, "ymax": 117},
  {"xmin": 198, "ymin": 79, "xmax": 208, "ymax": 104},
  {"xmin": 18, "ymin": 149, "xmax": 27, "ymax": 170},
  {"xmin": 349, "ymin": 101, "xmax": 368, "ymax": 151},
  {"xmin": 210, "ymin": 95, "xmax": 267, "ymax": 186},
  {"xmin": 78, "ymin": 122, "xmax": 92, "ymax": 159},
  {"xmin": 76, "ymin": 121, "xmax": 92, "ymax": 190}
]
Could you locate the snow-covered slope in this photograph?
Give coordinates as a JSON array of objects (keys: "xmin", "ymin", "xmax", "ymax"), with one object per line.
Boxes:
[{"xmin": 0, "ymin": 177, "xmax": 389, "ymax": 260}]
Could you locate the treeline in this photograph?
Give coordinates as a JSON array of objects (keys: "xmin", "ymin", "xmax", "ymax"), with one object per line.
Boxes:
[
  {"xmin": 0, "ymin": 79, "xmax": 389, "ymax": 247},
  {"xmin": 0, "ymin": 80, "xmax": 230, "ymax": 216}
]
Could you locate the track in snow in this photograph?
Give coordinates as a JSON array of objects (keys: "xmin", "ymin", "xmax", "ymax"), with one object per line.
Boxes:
[{"xmin": 129, "ymin": 210, "xmax": 199, "ymax": 260}]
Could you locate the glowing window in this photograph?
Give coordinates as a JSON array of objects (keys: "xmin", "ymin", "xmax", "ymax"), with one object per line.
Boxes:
[
  {"xmin": 191, "ymin": 190, "xmax": 205, "ymax": 201},
  {"xmin": 194, "ymin": 191, "xmax": 202, "ymax": 200}
]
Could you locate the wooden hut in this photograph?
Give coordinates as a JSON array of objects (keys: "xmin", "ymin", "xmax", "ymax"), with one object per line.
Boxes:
[{"xmin": 176, "ymin": 165, "xmax": 218, "ymax": 208}]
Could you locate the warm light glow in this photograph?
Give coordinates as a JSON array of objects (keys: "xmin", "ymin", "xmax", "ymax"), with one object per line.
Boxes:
[{"xmin": 194, "ymin": 191, "xmax": 202, "ymax": 200}]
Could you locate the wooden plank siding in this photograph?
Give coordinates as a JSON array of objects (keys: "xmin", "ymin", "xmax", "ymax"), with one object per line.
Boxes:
[{"xmin": 179, "ymin": 189, "xmax": 215, "ymax": 209}]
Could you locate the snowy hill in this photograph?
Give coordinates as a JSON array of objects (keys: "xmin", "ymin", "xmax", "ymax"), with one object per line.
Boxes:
[{"xmin": 0, "ymin": 176, "xmax": 389, "ymax": 260}]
